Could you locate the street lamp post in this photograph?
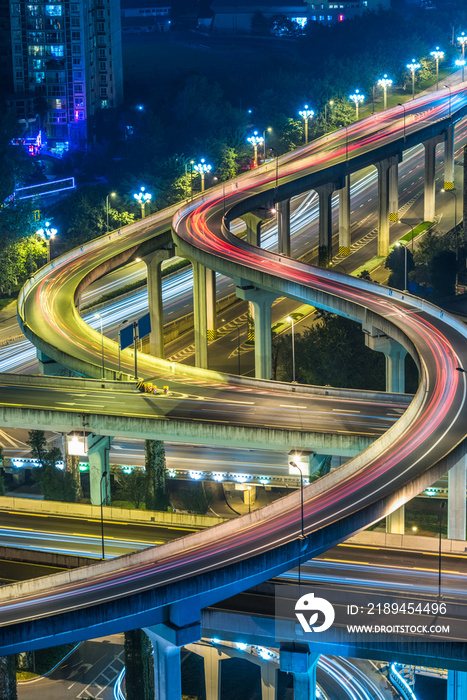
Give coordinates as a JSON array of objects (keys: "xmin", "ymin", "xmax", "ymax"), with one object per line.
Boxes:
[
  {"xmin": 247, "ymin": 132, "xmax": 264, "ymax": 166},
  {"xmin": 430, "ymin": 47, "xmax": 445, "ymax": 90},
  {"xmin": 324, "ymin": 100, "xmax": 334, "ymax": 128},
  {"xmin": 262, "ymin": 127, "xmax": 272, "ymax": 159},
  {"xmin": 289, "ymin": 460, "xmax": 305, "ymax": 539},
  {"xmin": 106, "ymin": 192, "xmax": 116, "ymax": 232},
  {"xmin": 396, "ymin": 241, "xmax": 408, "ymax": 292},
  {"xmin": 407, "ymin": 60, "xmax": 421, "ymax": 100},
  {"xmin": 438, "ymin": 500, "xmax": 446, "ymax": 598},
  {"xmin": 441, "ymin": 188, "xmax": 459, "ymax": 292},
  {"xmin": 456, "ymin": 58, "xmax": 466, "ymax": 83},
  {"xmin": 458, "ymin": 31, "xmax": 467, "ymax": 56},
  {"xmin": 286, "ymin": 315, "xmax": 296, "ymax": 382},
  {"xmin": 133, "ymin": 187, "xmax": 151, "ymax": 218},
  {"xmin": 377, "ymin": 74, "xmax": 393, "ymax": 110},
  {"xmin": 399, "ymin": 218, "xmax": 419, "ymax": 253},
  {"xmin": 298, "ymin": 105, "xmax": 314, "ymax": 144},
  {"xmin": 94, "ymin": 312, "xmax": 105, "ymax": 378},
  {"xmin": 194, "ymin": 158, "xmax": 212, "ymax": 191},
  {"xmin": 349, "ymin": 90, "xmax": 364, "ymax": 120},
  {"xmin": 397, "ymin": 103, "xmax": 407, "ymax": 140},
  {"xmin": 36, "ymin": 221, "xmax": 57, "ymax": 263},
  {"xmin": 100, "ymin": 469, "xmax": 108, "ymax": 559}
]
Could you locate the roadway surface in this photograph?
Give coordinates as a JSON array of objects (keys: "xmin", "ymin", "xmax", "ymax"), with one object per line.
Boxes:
[{"xmin": 1, "ymin": 85, "xmax": 467, "ymax": 651}]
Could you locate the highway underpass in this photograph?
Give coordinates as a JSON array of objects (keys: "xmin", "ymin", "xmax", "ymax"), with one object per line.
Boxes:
[{"xmin": 0, "ymin": 84, "xmax": 467, "ymax": 700}]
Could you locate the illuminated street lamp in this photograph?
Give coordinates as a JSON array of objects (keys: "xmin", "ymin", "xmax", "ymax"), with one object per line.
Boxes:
[
  {"xmin": 94, "ymin": 312, "xmax": 105, "ymax": 378},
  {"xmin": 456, "ymin": 58, "xmax": 466, "ymax": 83},
  {"xmin": 194, "ymin": 158, "xmax": 212, "ymax": 191},
  {"xmin": 133, "ymin": 186, "xmax": 151, "ymax": 218},
  {"xmin": 289, "ymin": 460, "xmax": 305, "ymax": 539},
  {"xmin": 247, "ymin": 131, "xmax": 264, "ymax": 166},
  {"xmin": 377, "ymin": 74, "xmax": 392, "ymax": 110},
  {"xmin": 430, "ymin": 47, "xmax": 444, "ymax": 90},
  {"xmin": 406, "ymin": 59, "xmax": 421, "ymax": 100},
  {"xmin": 298, "ymin": 105, "xmax": 314, "ymax": 144},
  {"xmin": 324, "ymin": 100, "xmax": 334, "ymax": 127},
  {"xmin": 458, "ymin": 32, "xmax": 467, "ymax": 61},
  {"xmin": 286, "ymin": 315, "xmax": 296, "ymax": 382},
  {"xmin": 106, "ymin": 191, "xmax": 116, "ymax": 232},
  {"xmin": 36, "ymin": 221, "xmax": 57, "ymax": 263},
  {"xmin": 262, "ymin": 127, "xmax": 272, "ymax": 158},
  {"xmin": 349, "ymin": 90, "xmax": 364, "ymax": 120}
]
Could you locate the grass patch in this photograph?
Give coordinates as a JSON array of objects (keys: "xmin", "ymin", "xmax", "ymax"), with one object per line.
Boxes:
[
  {"xmin": 17, "ymin": 671, "xmax": 38, "ymax": 681},
  {"xmin": 0, "ymin": 298, "xmax": 16, "ymax": 312},
  {"xmin": 398, "ymin": 221, "xmax": 431, "ymax": 244}
]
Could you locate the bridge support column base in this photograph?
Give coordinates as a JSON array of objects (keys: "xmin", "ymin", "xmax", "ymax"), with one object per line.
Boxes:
[
  {"xmin": 142, "ymin": 249, "xmax": 172, "ymax": 359},
  {"xmin": 424, "ymin": 136, "xmax": 443, "ymax": 222},
  {"xmin": 448, "ymin": 669, "xmax": 467, "ymax": 699},
  {"xmin": 448, "ymin": 440, "xmax": 466, "ymax": 540},
  {"xmin": 261, "ymin": 661, "xmax": 276, "ymax": 700},
  {"xmin": 145, "ymin": 622, "xmax": 201, "ymax": 700},
  {"xmin": 375, "ymin": 156, "xmax": 399, "ymax": 258},
  {"xmin": 276, "ymin": 198, "xmax": 291, "ymax": 256},
  {"xmin": 363, "ymin": 326, "xmax": 406, "ymax": 393},
  {"xmin": 87, "ymin": 434, "xmax": 112, "ymax": 505},
  {"xmin": 386, "ymin": 505, "xmax": 405, "ymax": 534},
  {"xmin": 338, "ymin": 175, "xmax": 351, "ymax": 253},
  {"xmin": 193, "ymin": 262, "xmax": 209, "ymax": 369},
  {"xmin": 236, "ymin": 286, "xmax": 276, "ymax": 379},
  {"xmin": 280, "ymin": 643, "xmax": 319, "ymax": 700}
]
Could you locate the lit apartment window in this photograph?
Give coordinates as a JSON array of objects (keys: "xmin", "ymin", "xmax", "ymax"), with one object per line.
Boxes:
[
  {"xmin": 101, "ymin": 99, "xmax": 108, "ymax": 108},
  {"xmin": 75, "ymin": 97, "xmax": 84, "ymax": 106},
  {"xmin": 45, "ymin": 5, "xmax": 62, "ymax": 15},
  {"xmin": 328, "ymin": 14, "xmax": 332, "ymax": 19},
  {"xmin": 50, "ymin": 45, "xmax": 64, "ymax": 56}
]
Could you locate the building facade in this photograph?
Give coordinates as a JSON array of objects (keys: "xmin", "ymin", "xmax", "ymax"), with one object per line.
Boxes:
[{"xmin": 7, "ymin": 0, "xmax": 123, "ymax": 150}]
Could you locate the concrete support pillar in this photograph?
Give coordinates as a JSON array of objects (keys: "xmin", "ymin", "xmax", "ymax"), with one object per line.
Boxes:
[
  {"xmin": 447, "ymin": 670, "xmax": 467, "ymax": 699},
  {"xmin": 389, "ymin": 161, "xmax": 399, "ymax": 222},
  {"xmin": 204, "ymin": 649, "xmax": 221, "ymax": 700},
  {"xmin": 143, "ymin": 249, "xmax": 171, "ymax": 358},
  {"xmin": 206, "ymin": 268, "xmax": 217, "ymax": 341},
  {"xmin": 86, "ymin": 434, "xmax": 112, "ymax": 506},
  {"xmin": 363, "ymin": 326, "xmax": 406, "ymax": 393},
  {"xmin": 447, "ymin": 441, "xmax": 466, "ymax": 540},
  {"xmin": 315, "ymin": 183, "xmax": 334, "ymax": 267},
  {"xmin": 280, "ymin": 643, "xmax": 319, "ymax": 700},
  {"xmin": 36, "ymin": 349, "xmax": 66, "ymax": 376},
  {"xmin": 145, "ymin": 622, "xmax": 201, "ymax": 700},
  {"xmin": 338, "ymin": 175, "xmax": 351, "ymax": 254},
  {"xmin": 424, "ymin": 137, "xmax": 441, "ymax": 222},
  {"xmin": 242, "ymin": 212, "xmax": 263, "ymax": 247},
  {"xmin": 375, "ymin": 156, "xmax": 399, "ymax": 257},
  {"xmin": 288, "ymin": 450, "xmax": 317, "ymax": 478},
  {"xmin": 261, "ymin": 662, "xmax": 276, "ymax": 700},
  {"xmin": 386, "ymin": 505, "xmax": 405, "ymax": 534},
  {"xmin": 277, "ymin": 198, "xmax": 291, "ymax": 256},
  {"xmin": 236, "ymin": 286, "xmax": 276, "ymax": 379},
  {"xmin": 444, "ymin": 125, "xmax": 455, "ymax": 190},
  {"xmin": 193, "ymin": 261, "xmax": 208, "ymax": 369}
]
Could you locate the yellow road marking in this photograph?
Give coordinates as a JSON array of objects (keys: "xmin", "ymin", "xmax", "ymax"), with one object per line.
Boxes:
[
  {"xmin": 338, "ymin": 544, "xmax": 379, "ymax": 550},
  {"xmin": 8, "ymin": 511, "xmax": 48, "ymax": 517}
]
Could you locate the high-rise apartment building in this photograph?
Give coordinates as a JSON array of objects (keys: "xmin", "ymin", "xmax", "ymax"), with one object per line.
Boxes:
[{"xmin": 7, "ymin": 0, "xmax": 123, "ymax": 150}]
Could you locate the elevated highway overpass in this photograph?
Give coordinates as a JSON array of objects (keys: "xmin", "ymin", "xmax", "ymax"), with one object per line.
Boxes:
[{"xmin": 0, "ymin": 85, "xmax": 467, "ymax": 692}]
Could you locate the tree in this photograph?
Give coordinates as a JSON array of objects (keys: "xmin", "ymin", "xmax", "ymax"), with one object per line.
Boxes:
[
  {"xmin": 285, "ymin": 313, "xmax": 385, "ymax": 390},
  {"xmin": 26, "ymin": 431, "xmax": 78, "ymax": 502},
  {"xmin": 124, "ymin": 630, "xmax": 154, "ymax": 700},
  {"xmin": 385, "ymin": 246, "xmax": 414, "ymax": 290},
  {"xmin": 116, "ymin": 469, "xmax": 146, "ymax": 509},
  {"xmin": 0, "ymin": 656, "xmax": 17, "ymax": 700},
  {"xmin": 145, "ymin": 439, "xmax": 169, "ymax": 511}
]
